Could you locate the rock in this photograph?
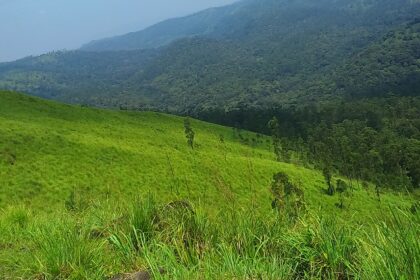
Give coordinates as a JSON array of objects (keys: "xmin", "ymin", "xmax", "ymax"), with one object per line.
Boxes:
[{"xmin": 131, "ymin": 271, "xmax": 152, "ymax": 280}]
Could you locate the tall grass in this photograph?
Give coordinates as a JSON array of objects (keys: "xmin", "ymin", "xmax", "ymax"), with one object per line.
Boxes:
[
  {"xmin": 0, "ymin": 200, "xmax": 419, "ymax": 279},
  {"xmin": 358, "ymin": 209, "xmax": 420, "ymax": 280},
  {"xmin": 31, "ymin": 221, "xmax": 104, "ymax": 279},
  {"xmin": 0, "ymin": 209, "xmax": 108, "ymax": 279}
]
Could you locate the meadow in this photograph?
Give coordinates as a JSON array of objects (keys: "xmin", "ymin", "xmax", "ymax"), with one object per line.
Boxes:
[{"xmin": 0, "ymin": 91, "xmax": 418, "ymax": 279}]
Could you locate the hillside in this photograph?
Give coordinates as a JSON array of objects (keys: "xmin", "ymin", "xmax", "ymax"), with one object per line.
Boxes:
[
  {"xmin": 0, "ymin": 91, "xmax": 418, "ymax": 279},
  {"xmin": 0, "ymin": 0, "xmax": 419, "ymax": 112},
  {"xmin": 80, "ymin": 1, "xmax": 245, "ymax": 52},
  {"xmin": 0, "ymin": 49, "xmax": 158, "ymax": 104},
  {"xmin": 81, "ymin": 0, "xmax": 419, "ymax": 53},
  {"xmin": 335, "ymin": 19, "xmax": 420, "ymax": 98},
  {"xmin": 2, "ymin": 90, "xmax": 411, "ymax": 213}
]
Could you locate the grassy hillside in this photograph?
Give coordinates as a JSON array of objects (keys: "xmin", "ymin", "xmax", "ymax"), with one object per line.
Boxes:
[
  {"xmin": 0, "ymin": 91, "xmax": 418, "ymax": 279},
  {"xmin": 0, "ymin": 90, "xmax": 289, "ymax": 211},
  {"xmin": 0, "ymin": 90, "xmax": 413, "ymax": 214}
]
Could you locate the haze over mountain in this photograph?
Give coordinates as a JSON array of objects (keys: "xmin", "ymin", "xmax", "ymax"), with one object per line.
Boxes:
[
  {"xmin": 80, "ymin": 0, "xmax": 250, "ymax": 52},
  {"xmin": 0, "ymin": 0, "xmax": 418, "ymax": 113},
  {"xmin": 0, "ymin": 0, "xmax": 237, "ymax": 62}
]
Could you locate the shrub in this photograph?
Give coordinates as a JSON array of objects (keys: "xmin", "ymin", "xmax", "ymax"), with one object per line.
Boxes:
[
  {"xmin": 271, "ymin": 172, "xmax": 305, "ymax": 221},
  {"xmin": 286, "ymin": 216, "xmax": 359, "ymax": 279},
  {"xmin": 336, "ymin": 179, "xmax": 350, "ymax": 209},
  {"xmin": 184, "ymin": 118, "xmax": 195, "ymax": 149},
  {"xmin": 323, "ymin": 167, "xmax": 335, "ymax": 196}
]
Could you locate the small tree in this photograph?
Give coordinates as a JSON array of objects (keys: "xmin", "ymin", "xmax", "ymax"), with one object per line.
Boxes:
[
  {"xmin": 184, "ymin": 118, "xmax": 195, "ymax": 149},
  {"xmin": 336, "ymin": 179, "xmax": 349, "ymax": 209},
  {"xmin": 271, "ymin": 172, "xmax": 305, "ymax": 221},
  {"xmin": 375, "ymin": 184, "xmax": 381, "ymax": 202},
  {"xmin": 268, "ymin": 117, "xmax": 283, "ymax": 162},
  {"xmin": 219, "ymin": 134, "xmax": 225, "ymax": 144},
  {"xmin": 323, "ymin": 166, "xmax": 335, "ymax": 196},
  {"xmin": 373, "ymin": 177, "xmax": 381, "ymax": 202}
]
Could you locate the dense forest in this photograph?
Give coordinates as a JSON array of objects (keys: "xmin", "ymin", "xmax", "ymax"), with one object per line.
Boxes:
[
  {"xmin": 0, "ymin": 0, "xmax": 419, "ymax": 111},
  {"xmin": 198, "ymin": 96, "xmax": 420, "ymax": 190}
]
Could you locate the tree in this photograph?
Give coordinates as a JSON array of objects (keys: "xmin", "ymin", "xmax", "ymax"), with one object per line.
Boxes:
[
  {"xmin": 271, "ymin": 172, "xmax": 305, "ymax": 221},
  {"xmin": 184, "ymin": 118, "xmax": 195, "ymax": 149},
  {"xmin": 336, "ymin": 179, "xmax": 349, "ymax": 209},
  {"xmin": 323, "ymin": 167, "xmax": 335, "ymax": 196},
  {"xmin": 268, "ymin": 117, "xmax": 290, "ymax": 162}
]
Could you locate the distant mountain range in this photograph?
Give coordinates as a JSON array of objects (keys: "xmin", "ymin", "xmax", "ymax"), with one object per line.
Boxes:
[
  {"xmin": 81, "ymin": 1, "xmax": 246, "ymax": 52},
  {"xmin": 0, "ymin": 0, "xmax": 419, "ymax": 113}
]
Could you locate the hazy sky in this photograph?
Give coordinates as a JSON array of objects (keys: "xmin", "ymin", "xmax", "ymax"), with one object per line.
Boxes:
[{"xmin": 0, "ymin": 0, "xmax": 237, "ymax": 62}]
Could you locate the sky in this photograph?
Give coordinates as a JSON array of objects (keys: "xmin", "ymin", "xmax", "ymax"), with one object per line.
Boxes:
[{"xmin": 0, "ymin": 0, "xmax": 237, "ymax": 62}]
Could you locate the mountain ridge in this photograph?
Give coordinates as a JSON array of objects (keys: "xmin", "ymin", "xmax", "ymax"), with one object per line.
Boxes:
[
  {"xmin": 0, "ymin": 0, "xmax": 419, "ymax": 113},
  {"xmin": 80, "ymin": 0, "xmax": 420, "ymax": 52},
  {"xmin": 80, "ymin": 1, "xmax": 245, "ymax": 52}
]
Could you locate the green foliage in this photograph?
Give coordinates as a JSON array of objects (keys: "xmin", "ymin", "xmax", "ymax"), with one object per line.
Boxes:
[
  {"xmin": 270, "ymin": 172, "xmax": 305, "ymax": 221},
  {"xmin": 1, "ymin": 200, "xmax": 419, "ymax": 279},
  {"xmin": 65, "ymin": 190, "xmax": 77, "ymax": 211},
  {"xmin": 183, "ymin": 117, "xmax": 195, "ymax": 149},
  {"xmin": 336, "ymin": 179, "xmax": 350, "ymax": 209},
  {"xmin": 323, "ymin": 167, "xmax": 335, "ymax": 196},
  {"xmin": 29, "ymin": 219, "xmax": 105, "ymax": 279},
  {"xmin": 358, "ymin": 210, "xmax": 420, "ymax": 279},
  {"xmin": 2, "ymin": 206, "xmax": 29, "ymax": 229},
  {"xmin": 267, "ymin": 117, "xmax": 291, "ymax": 162},
  {"xmin": 288, "ymin": 216, "xmax": 359, "ymax": 279}
]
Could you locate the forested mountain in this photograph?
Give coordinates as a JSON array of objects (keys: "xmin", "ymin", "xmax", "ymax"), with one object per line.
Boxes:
[
  {"xmin": 0, "ymin": 0, "xmax": 419, "ymax": 112},
  {"xmin": 82, "ymin": 0, "xmax": 419, "ymax": 53},
  {"xmin": 80, "ymin": 1, "xmax": 246, "ymax": 52},
  {"xmin": 335, "ymin": 19, "xmax": 420, "ymax": 98},
  {"xmin": 0, "ymin": 50, "xmax": 158, "ymax": 105}
]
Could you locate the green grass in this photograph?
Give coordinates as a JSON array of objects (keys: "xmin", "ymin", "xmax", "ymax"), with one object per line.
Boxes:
[{"xmin": 0, "ymin": 91, "xmax": 418, "ymax": 279}]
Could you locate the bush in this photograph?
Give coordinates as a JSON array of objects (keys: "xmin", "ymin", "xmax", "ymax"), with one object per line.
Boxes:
[
  {"xmin": 336, "ymin": 179, "xmax": 350, "ymax": 209},
  {"xmin": 271, "ymin": 172, "xmax": 305, "ymax": 221}
]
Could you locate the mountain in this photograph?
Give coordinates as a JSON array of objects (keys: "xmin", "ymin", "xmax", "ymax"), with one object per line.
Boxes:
[
  {"xmin": 81, "ymin": 0, "xmax": 419, "ymax": 53},
  {"xmin": 0, "ymin": 90, "xmax": 418, "ymax": 279},
  {"xmin": 80, "ymin": 1, "xmax": 246, "ymax": 52},
  {"xmin": 0, "ymin": 49, "xmax": 158, "ymax": 105},
  {"xmin": 0, "ymin": 0, "xmax": 419, "ymax": 113},
  {"xmin": 335, "ymin": 19, "xmax": 420, "ymax": 98}
]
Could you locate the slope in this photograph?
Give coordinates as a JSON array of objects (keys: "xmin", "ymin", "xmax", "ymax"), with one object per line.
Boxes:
[
  {"xmin": 334, "ymin": 19, "xmax": 420, "ymax": 98},
  {"xmin": 0, "ymin": 90, "xmax": 415, "ymax": 216},
  {"xmin": 0, "ymin": 91, "xmax": 418, "ymax": 279}
]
